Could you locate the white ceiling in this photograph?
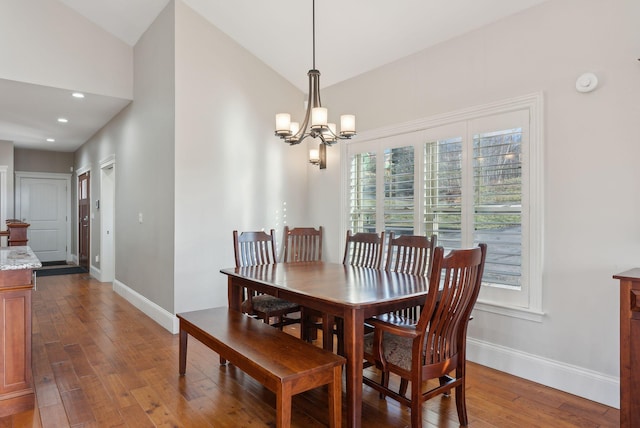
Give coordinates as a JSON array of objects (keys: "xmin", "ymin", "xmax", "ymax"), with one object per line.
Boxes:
[{"xmin": 1, "ymin": 0, "xmax": 549, "ymax": 152}]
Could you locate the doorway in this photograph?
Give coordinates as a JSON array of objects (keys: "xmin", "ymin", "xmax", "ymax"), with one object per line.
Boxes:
[
  {"xmin": 100, "ymin": 158, "xmax": 115, "ymax": 282},
  {"xmin": 78, "ymin": 171, "xmax": 90, "ymax": 272},
  {"xmin": 15, "ymin": 172, "xmax": 70, "ymax": 262}
]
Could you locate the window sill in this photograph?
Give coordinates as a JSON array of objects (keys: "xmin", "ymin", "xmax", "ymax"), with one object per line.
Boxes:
[{"xmin": 474, "ymin": 300, "xmax": 545, "ymax": 322}]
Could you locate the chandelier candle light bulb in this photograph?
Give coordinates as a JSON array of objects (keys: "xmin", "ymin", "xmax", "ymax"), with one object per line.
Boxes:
[
  {"xmin": 309, "ymin": 148, "xmax": 320, "ymax": 164},
  {"xmin": 340, "ymin": 115, "xmax": 356, "ymax": 136},
  {"xmin": 311, "ymin": 107, "xmax": 328, "ymax": 128},
  {"xmin": 276, "ymin": 113, "xmax": 291, "ymax": 135}
]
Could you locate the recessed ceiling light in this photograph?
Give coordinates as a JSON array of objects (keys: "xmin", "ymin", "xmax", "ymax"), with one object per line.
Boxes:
[
  {"xmin": 57, "ymin": 118, "xmax": 68, "ymax": 123},
  {"xmin": 46, "ymin": 138, "xmax": 55, "ymax": 142},
  {"xmin": 72, "ymin": 92, "xmax": 85, "ymax": 98}
]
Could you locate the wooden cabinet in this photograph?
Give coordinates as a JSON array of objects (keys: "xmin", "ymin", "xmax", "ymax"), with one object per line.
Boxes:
[
  {"xmin": 614, "ymin": 268, "xmax": 640, "ymax": 427},
  {"xmin": 0, "ymin": 248, "xmax": 38, "ymax": 417}
]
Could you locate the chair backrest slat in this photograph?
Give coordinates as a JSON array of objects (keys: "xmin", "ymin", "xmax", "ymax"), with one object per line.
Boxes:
[
  {"xmin": 383, "ymin": 232, "xmax": 437, "ymax": 319},
  {"xmin": 233, "ymin": 230, "xmax": 277, "ymax": 268},
  {"xmin": 418, "ymin": 243, "xmax": 487, "ymax": 365},
  {"xmin": 385, "ymin": 233, "xmax": 437, "ymax": 277},
  {"xmin": 282, "ymin": 226, "xmax": 323, "ymax": 262},
  {"xmin": 342, "ymin": 230, "xmax": 385, "ymax": 269}
]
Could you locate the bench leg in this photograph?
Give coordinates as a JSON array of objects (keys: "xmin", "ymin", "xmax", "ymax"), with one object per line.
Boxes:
[
  {"xmin": 276, "ymin": 383, "xmax": 292, "ymax": 428},
  {"xmin": 328, "ymin": 366, "xmax": 342, "ymax": 428},
  {"xmin": 179, "ymin": 329, "xmax": 188, "ymax": 375}
]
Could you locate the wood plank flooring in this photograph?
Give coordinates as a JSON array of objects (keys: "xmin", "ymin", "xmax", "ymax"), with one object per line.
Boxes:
[{"xmin": 0, "ymin": 273, "xmax": 619, "ymax": 427}]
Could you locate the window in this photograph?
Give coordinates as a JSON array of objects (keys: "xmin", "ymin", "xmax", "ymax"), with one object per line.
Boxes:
[{"xmin": 343, "ymin": 94, "xmax": 543, "ymax": 319}]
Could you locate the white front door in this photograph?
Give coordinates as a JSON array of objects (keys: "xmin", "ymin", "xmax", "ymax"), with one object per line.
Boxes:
[{"xmin": 17, "ymin": 175, "xmax": 69, "ymax": 262}]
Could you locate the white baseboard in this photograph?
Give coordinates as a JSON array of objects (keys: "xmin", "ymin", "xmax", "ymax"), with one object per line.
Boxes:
[
  {"xmin": 113, "ymin": 279, "xmax": 180, "ymax": 334},
  {"xmin": 467, "ymin": 337, "xmax": 619, "ymax": 408},
  {"xmin": 89, "ymin": 265, "xmax": 101, "ymax": 280}
]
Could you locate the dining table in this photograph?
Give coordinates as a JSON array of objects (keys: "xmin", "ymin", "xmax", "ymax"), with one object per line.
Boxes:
[{"xmin": 220, "ymin": 261, "xmax": 430, "ymax": 428}]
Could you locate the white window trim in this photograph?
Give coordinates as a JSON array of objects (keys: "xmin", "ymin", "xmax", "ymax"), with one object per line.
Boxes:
[{"xmin": 341, "ymin": 92, "xmax": 545, "ymax": 322}]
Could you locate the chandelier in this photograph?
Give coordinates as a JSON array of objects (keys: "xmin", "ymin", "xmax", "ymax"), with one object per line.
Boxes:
[{"xmin": 274, "ymin": 0, "xmax": 356, "ymax": 158}]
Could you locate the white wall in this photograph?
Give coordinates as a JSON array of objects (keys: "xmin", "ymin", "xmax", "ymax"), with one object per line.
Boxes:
[
  {"xmin": 314, "ymin": 0, "xmax": 640, "ymax": 406},
  {"xmin": 0, "ymin": 0, "xmax": 132, "ymax": 98},
  {"xmin": 173, "ymin": 1, "xmax": 308, "ymax": 314}
]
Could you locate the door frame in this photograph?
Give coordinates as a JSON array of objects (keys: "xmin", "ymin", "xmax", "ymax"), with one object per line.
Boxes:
[
  {"xmin": 76, "ymin": 165, "xmax": 91, "ymax": 269},
  {"xmin": 15, "ymin": 171, "xmax": 71, "ymax": 261},
  {"xmin": 99, "ymin": 155, "xmax": 116, "ymax": 283}
]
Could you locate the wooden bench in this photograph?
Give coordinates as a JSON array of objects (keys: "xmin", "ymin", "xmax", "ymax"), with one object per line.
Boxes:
[{"xmin": 177, "ymin": 307, "xmax": 345, "ymax": 428}]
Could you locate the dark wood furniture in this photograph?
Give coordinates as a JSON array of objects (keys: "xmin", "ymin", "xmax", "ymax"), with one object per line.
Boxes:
[
  {"xmin": 4, "ymin": 220, "xmax": 30, "ymax": 246},
  {"xmin": 330, "ymin": 231, "xmax": 386, "ymax": 355},
  {"xmin": 383, "ymin": 233, "xmax": 437, "ymax": 320},
  {"xmin": 233, "ymin": 230, "xmax": 300, "ymax": 329},
  {"xmin": 221, "ymin": 261, "xmax": 431, "ymax": 428},
  {"xmin": 282, "ymin": 226, "xmax": 325, "ymax": 342},
  {"xmin": 177, "ymin": 307, "xmax": 345, "ymax": 428},
  {"xmin": 614, "ymin": 268, "xmax": 640, "ymax": 427},
  {"xmin": 363, "ymin": 244, "xmax": 487, "ymax": 427},
  {"xmin": 342, "ymin": 230, "xmax": 385, "ymax": 268},
  {"xmin": 282, "ymin": 226, "xmax": 323, "ymax": 262},
  {"xmin": 0, "ymin": 246, "xmax": 40, "ymax": 417}
]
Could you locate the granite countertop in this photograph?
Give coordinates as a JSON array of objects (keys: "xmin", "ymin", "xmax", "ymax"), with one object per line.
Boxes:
[{"xmin": 0, "ymin": 246, "xmax": 42, "ymax": 270}]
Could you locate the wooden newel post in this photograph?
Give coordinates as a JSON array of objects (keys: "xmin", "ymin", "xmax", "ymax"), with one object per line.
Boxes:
[{"xmin": 5, "ymin": 220, "xmax": 30, "ymax": 246}]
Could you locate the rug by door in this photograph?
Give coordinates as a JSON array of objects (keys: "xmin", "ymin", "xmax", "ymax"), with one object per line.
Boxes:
[{"xmin": 36, "ymin": 262, "xmax": 88, "ymax": 277}]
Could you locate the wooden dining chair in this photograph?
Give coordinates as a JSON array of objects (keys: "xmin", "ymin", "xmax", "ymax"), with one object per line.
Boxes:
[
  {"xmin": 233, "ymin": 230, "xmax": 301, "ymax": 330},
  {"xmin": 321, "ymin": 230, "xmax": 387, "ymax": 354},
  {"xmin": 342, "ymin": 230, "xmax": 385, "ymax": 268},
  {"xmin": 363, "ymin": 243, "xmax": 487, "ymax": 427},
  {"xmin": 281, "ymin": 226, "xmax": 323, "ymax": 262},
  {"xmin": 383, "ymin": 232, "xmax": 437, "ymax": 320},
  {"xmin": 282, "ymin": 226, "xmax": 324, "ymax": 342}
]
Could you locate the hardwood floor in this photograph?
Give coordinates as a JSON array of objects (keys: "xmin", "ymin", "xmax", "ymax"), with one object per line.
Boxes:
[{"xmin": 0, "ymin": 273, "xmax": 619, "ymax": 427}]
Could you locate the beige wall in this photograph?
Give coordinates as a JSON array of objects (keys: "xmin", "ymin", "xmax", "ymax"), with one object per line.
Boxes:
[
  {"xmin": 315, "ymin": 0, "xmax": 639, "ymax": 406},
  {"xmin": 74, "ymin": 2, "xmax": 176, "ymax": 312},
  {"xmin": 0, "ymin": 0, "xmax": 132, "ymax": 98},
  {"xmin": 0, "ymin": 140, "xmax": 14, "ymax": 222},
  {"xmin": 14, "ymin": 149, "xmax": 74, "ymax": 174},
  {"xmin": 173, "ymin": 1, "xmax": 308, "ymax": 313}
]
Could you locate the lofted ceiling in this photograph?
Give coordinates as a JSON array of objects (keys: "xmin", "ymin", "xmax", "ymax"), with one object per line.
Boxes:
[{"xmin": 1, "ymin": 0, "xmax": 549, "ymax": 152}]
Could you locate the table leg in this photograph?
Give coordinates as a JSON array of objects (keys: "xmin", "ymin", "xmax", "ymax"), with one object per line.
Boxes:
[
  {"xmin": 228, "ymin": 276, "xmax": 242, "ymax": 311},
  {"xmin": 179, "ymin": 327, "xmax": 187, "ymax": 375},
  {"xmin": 343, "ymin": 308, "xmax": 364, "ymax": 428}
]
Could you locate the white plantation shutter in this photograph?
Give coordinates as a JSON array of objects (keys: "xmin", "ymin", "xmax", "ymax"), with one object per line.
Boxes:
[
  {"xmin": 424, "ymin": 137, "xmax": 463, "ymax": 250},
  {"xmin": 384, "ymin": 146, "xmax": 414, "ymax": 235},
  {"xmin": 349, "ymin": 152, "xmax": 376, "ymax": 233},
  {"xmin": 344, "ymin": 94, "xmax": 542, "ymax": 317},
  {"xmin": 473, "ymin": 128, "xmax": 523, "ymax": 289}
]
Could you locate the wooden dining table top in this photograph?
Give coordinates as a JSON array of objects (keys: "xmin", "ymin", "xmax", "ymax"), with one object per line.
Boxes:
[
  {"xmin": 220, "ymin": 261, "xmax": 430, "ymax": 315},
  {"xmin": 220, "ymin": 261, "xmax": 431, "ymax": 428}
]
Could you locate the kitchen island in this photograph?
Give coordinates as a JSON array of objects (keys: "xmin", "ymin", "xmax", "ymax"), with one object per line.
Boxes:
[{"xmin": 0, "ymin": 246, "xmax": 40, "ymax": 417}]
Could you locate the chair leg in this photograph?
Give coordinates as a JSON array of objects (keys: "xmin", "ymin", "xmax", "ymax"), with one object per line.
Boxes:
[
  {"xmin": 399, "ymin": 378, "xmax": 409, "ymax": 397},
  {"xmin": 410, "ymin": 376, "xmax": 423, "ymax": 428},
  {"xmin": 455, "ymin": 365, "xmax": 468, "ymax": 425},
  {"xmin": 455, "ymin": 383, "xmax": 468, "ymax": 426},
  {"xmin": 378, "ymin": 371, "xmax": 388, "ymax": 399},
  {"xmin": 335, "ymin": 318, "xmax": 344, "ymax": 356},
  {"xmin": 439, "ymin": 376, "xmax": 451, "ymax": 398}
]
